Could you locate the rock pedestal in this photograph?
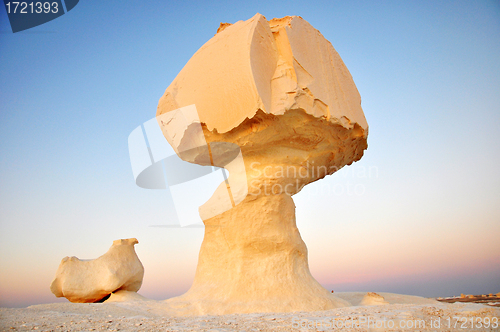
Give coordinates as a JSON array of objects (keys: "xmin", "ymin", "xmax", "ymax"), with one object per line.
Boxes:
[{"xmin": 167, "ymin": 193, "xmax": 350, "ymax": 314}]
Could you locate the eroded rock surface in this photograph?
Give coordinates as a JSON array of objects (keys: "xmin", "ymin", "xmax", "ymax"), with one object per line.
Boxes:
[
  {"xmin": 158, "ymin": 14, "xmax": 367, "ymax": 135},
  {"xmin": 157, "ymin": 14, "xmax": 368, "ymax": 315},
  {"xmin": 50, "ymin": 238, "xmax": 144, "ymax": 303}
]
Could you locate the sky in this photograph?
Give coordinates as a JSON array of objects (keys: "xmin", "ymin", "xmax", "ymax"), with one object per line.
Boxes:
[{"xmin": 1, "ymin": 0, "xmax": 499, "ymax": 308}]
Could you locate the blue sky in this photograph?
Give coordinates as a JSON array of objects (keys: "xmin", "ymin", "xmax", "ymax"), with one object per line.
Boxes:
[{"xmin": 1, "ymin": 0, "xmax": 499, "ymax": 307}]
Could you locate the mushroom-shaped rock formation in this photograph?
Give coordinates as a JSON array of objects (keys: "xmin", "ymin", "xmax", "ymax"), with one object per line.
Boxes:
[
  {"xmin": 50, "ymin": 238, "xmax": 144, "ymax": 303},
  {"xmin": 157, "ymin": 14, "xmax": 368, "ymax": 315}
]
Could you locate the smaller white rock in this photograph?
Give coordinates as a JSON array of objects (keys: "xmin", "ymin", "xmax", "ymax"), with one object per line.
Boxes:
[
  {"xmin": 360, "ymin": 292, "xmax": 389, "ymax": 306},
  {"xmin": 50, "ymin": 238, "xmax": 144, "ymax": 303}
]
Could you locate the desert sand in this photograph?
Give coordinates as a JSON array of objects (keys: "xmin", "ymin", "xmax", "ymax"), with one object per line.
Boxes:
[{"xmin": 1, "ymin": 292, "xmax": 499, "ymax": 331}]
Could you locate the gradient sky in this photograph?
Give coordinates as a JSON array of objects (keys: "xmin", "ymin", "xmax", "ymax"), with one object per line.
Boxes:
[{"xmin": 1, "ymin": 0, "xmax": 499, "ymax": 308}]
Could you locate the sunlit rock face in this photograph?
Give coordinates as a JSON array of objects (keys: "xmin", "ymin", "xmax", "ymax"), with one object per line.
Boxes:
[
  {"xmin": 157, "ymin": 13, "xmax": 368, "ymax": 315},
  {"xmin": 50, "ymin": 238, "xmax": 144, "ymax": 303}
]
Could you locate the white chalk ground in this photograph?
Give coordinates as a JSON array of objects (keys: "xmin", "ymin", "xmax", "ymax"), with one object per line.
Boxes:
[{"xmin": 1, "ymin": 291, "xmax": 499, "ymax": 331}]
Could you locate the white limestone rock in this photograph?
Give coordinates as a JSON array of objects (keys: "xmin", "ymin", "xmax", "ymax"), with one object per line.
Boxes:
[
  {"xmin": 156, "ymin": 14, "xmax": 368, "ymax": 315},
  {"xmin": 158, "ymin": 14, "xmax": 368, "ymax": 136},
  {"xmin": 360, "ymin": 292, "xmax": 389, "ymax": 306},
  {"xmin": 50, "ymin": 238, "xmax": 144, "ymax": 303}
]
